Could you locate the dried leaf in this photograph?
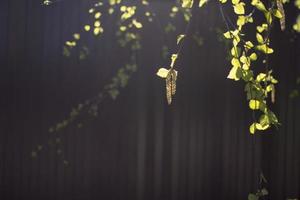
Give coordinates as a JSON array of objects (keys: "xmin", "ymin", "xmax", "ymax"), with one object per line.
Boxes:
[
  {"xmin": 277, "ymin": 0, "xmax": 286, "ymax": 31},
  {"xmin": 170, "ymin": 69, "xmax": 177, "ymax": 95},
  {"xmin": 271, "ymin": 86, "xmax": 276, "ymax": 103},
  {"xmin": 165, "ymin": 69, "xmax": 177, "ymax": 104}
]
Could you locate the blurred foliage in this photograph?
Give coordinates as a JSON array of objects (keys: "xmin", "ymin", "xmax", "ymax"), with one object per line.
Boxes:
[
  {"xmin": 290, "ymin": 76, "xmax": 300, "ymax": 99},
  {"xmin": 35, "ymin": 0, "xmax": 193, "ymax": 164},
  {"xmin": 34, "ymin": 1, "xmax": 300, "ymax": 199},
  {"xmin": 38, "ymin": 0, "xmax": 299, "ymax": 161}
]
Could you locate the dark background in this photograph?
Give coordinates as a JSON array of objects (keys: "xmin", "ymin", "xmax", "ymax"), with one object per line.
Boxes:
[{"xmin": 0, "ymin": 0, "xmax": 300, "ymax": 200}]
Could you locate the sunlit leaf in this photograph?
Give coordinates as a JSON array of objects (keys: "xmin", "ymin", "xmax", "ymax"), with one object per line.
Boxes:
[
  {"xmin": 227, "ymin": 66, "xmax": 242, "ymax": 81},
  {"xmin": 199, "ymin": 0, "xmax": 208, "ymax": 7},
  {"xmin": 250, "ymin": 53, "xmax": 257, "ymax": 61},
  {"xmin": 177, "ymin": 34, "xmax": 186, "ymax": 44},
  {"xmin": 249, "ymin": 99, "xmax": 260, "ymax": 110},
  {"xmin": 84, "ymin": 25, "xmax": 91, "ymax": 31},
  {"xmin": 156, "ymin": 68, "xmax": 169, "ymax": 78},
  {"xmin": 182, "ymin": 0, "xmax": 193, "ymax": 8},
  {"xmin": 256, "ymin": 32, "xmax": 264, "ymax": 44},
  {"xmin": 256, "ymin": 44, "xmax": 274, "ymax": 54},
  {"xmin": 249, "ymin": 124, "xmax": 256, "ymax": 135},
  {"xmin": 233, "ymin": 2, "xmax": 245, "ymax": 15},
  {"xmin": 94, "ymin": 12, "xmax": 101, "ymax": 19},
  {"xmin": 171, "ymin": 54, "xmax": 178, "ymax": 67},
  {"xmin": 73, "ymin": 33, "xmax": 80, "ymax": 40}
]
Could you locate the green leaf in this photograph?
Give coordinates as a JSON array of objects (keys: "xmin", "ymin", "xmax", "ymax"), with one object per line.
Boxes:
[
  {"xmin": 249, "ymin": 123, "xmax": 257, "ymax": 134},
  {"xmin": 259, "ymin": 115, "xmax": 270, "ymax": 130},
  {"xmin": 256, "ymin": 44, "xmax": 274, "ymax": 54},
  {"xmin": 240, "ymin": 55, "xmax": 248, "ymax": 64},
  {"xmin": 273, "ymin": 9, "xmax": 283, "ymax": 19},
  {"xmin": 242, "ymin": 70, "xmax": 253, "ymax": 81},
  {"xmin": 256, "ymin": 32, "xmax": 264, "ymax": 44},
  {"xmin": 171, "ymin": 54, "xmax": 178, "ymax": 67},
  {"xmin": 231, "ymin": 58, "xmax": 241, "ymax": 67},
  {"xmin": 249, "ymin": 100, "xmax": 260, "ymax": 110},
  {"xmin": 245, "ymin": 41, "xmax": 254, "ymax": 49},
  {"xmin": 73, "ymin": 33, "xmax": 80, "ymax": 40},
  {"xmin": 257, "ymin": 24, "xmax": 268, "ymax": 33},
  {"xmin": 261, "ymin": 188, "xmax": 269, "ymax": 196},
  {"xmin": 256, "ymin": 73, "xmax": 266, "ymax": 82},
  {"xmin": 227, "ymin": 65, "xmax": 242, "ymax": 81},
  {"xmin": 250, "ymin": 53, "xmax": 257, "ymax": 61},
  {"xmin": 293, "ymin": 15, "xmax": 300, "ymax": 33},
  {"xmin": 237, "ymin": 16, "xmax": 246, "ymax": 27},
  {"xmin": 156, "ymin": 68, "xmax": 169, "ymax": 78},
  {"xmin": 199, "ymin": 0, "xmax": 208, "ymax": 7},
  {"xmin": 223, "ymin": 31, "xmax": 232, "ymax": 39},
  {"xmin": 182, "ymin": 0, "xmax": 193, "ymax": 8},
  {"xmin": 265, "ymin": 12, "xmax": 273, "ymax": 25},
  {"xmin": 267, "ymin": 110, "xmax": 279, "ymax": 124},
  {"xmin": 232, "ymin": 0, "xmax": 240, "ymax": 5},
  {"xmin": 233, "ymin": 2, "xmax": 245, "ymax": 15},
  {"xmin": 251, "ymin": 0, "xmax": 267, "ymax": 12},
  {"xmin": 248, "ymin": 193, "xmax": 259, "ymax": 200},
  {"xmin": 132, "ymin": 19, "xmax": 143, "ymax": 29},
  {"xmin": 177, "ymin": 34, "xmax": 186, "ymax": 44},
  {"xmin": 84, "ymin": 25, "xmax": 91, "ymax": 31},
  {"xmin": 231, "ymin": 47, "xmax": 239, "ymax": 57},
  {"xmin": 94, "ymin": 12, "xmax": 101, "ymax": 19}
]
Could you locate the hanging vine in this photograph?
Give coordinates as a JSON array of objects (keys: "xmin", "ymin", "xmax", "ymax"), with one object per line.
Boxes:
[
  {"xmin": 165, "ymin": 0, "xmax": 293, "ymax": 135},
  {"xmin": 33, "ymin": 0, "xmax": 299, "ymax": 198},
  {"xmin": 33, "ymin": 0, "xmax": 192, "ymax": 163}
]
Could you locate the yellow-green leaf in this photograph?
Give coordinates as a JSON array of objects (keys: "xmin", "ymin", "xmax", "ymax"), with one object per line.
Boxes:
[
  {"xmin": 231, "ymin": 58, "xmax": 241, "ymax": 67},
  {"xmin": 182, "ymin": 0, "xmax": 193, "ymax": 8},
  {"xmin": 256, "ymin": 44, "xmax": 274, "ymax": 54},
  {"xmin": 250, "ymin": 53, "xmax": 257, "ymax": 61},
  {"xmin": 223, "ymin": 31, "xmax": 232, "ymax": 39},
  {"xmin": 227, "ymin": 66, "xmax": 241, "ymax": 81},
  {"xmin": 84, "ymin": 25, "xmax": 91, "ymax": 31},
  {"xmin": 250, "ymin": 123, "xmax": 256, "ymax": 134},
  {"xmin": 249, "ymin": 100, "xmax": 260, "ymax": 110},
  {"xmin": 177, "ymin": 34, "xmax": 186, "ymax": 44},
  {"xmin": 273, "ymin": 9, "xmax": 283, "ymax": 19},
  {"xmin": 199, "ymin": 0, "xmax": 208, "ymax": 7},
  {"xmin": 73, "ymin": 33, "xmax": 80, "ymax": 40},
  {"xmin": 156, "ymin": 68, "xmax": 169, "ymax": 78},
  {"xmin": 94, "ymin": 12, "xmax": 101, "ymax": 19},
  {"xmin": 171, "ymin": 54, "xmax": 178, "ymax": 67},
  {"xmin": 233, "ymin": 3, "xmax": 245, "ymax": 15},
  {"xmin": 256, "ymin": 33, "xmax": 264, "ymax": 44}
]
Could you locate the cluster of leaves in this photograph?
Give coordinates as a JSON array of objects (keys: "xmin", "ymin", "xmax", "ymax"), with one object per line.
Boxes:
[
  {"xmin": 33, "ymin": 0, "xmax": 151, "ymax": 162},
  {"xmin": 181, "ymin": 0, "xmax": 209, "ymax": 8},
  {"xmin": 248, "ymin": 173, "xmax": 269, "ymax": 200},
  {"xmin": 31, "ymin": 53, "xmax": 138, "ymax": 163},
  {"xmin": 221, "ymin": 0, "xmax": 285, "ymax": 134},
  {"xmin": 172, "ymin": 0, "xmax": 300, "ymax": 135},
  {"xmin": 37, "ymin": 0, "xmax": 193, "ymax": 163},
  {"xmin": 247, "ymin": 173, "xmax": 299, "ymax": 200},
  {"xmin": 38, "ymin": 1, "xmax": 300, "ymax": 198},
  {"xmin": 177, "ymin": 0, "xmax": 284, "ymax": 134},
  {"xmin": 292, "ymin": 0, "xmax": 300, "ymax": 32}
]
